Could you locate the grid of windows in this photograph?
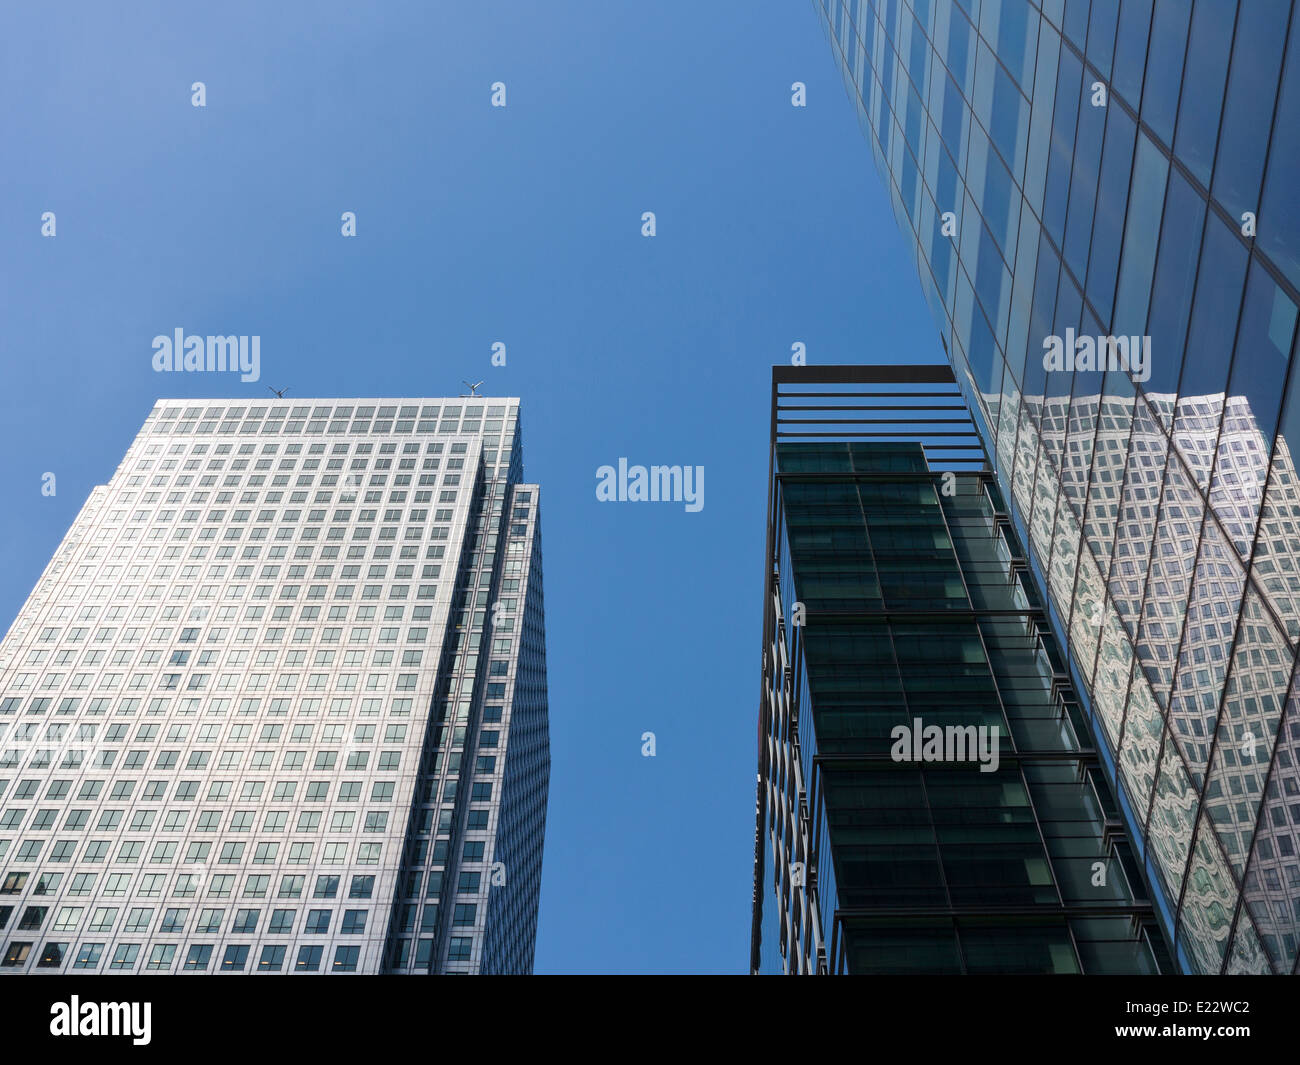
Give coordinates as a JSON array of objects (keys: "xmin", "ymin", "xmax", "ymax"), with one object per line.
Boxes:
[
  {"xmin": 815, "ymin": 0, "xmax": 1300, "ymax": 972},
  {"xmin": 0, "ymin": 397, "xmax": 548, "ymax": 973}
]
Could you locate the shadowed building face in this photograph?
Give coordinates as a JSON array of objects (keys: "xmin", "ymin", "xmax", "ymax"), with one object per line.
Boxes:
[{"xmin": 752, "ymin": 366, "xmax": 1168, "ymax": 974}]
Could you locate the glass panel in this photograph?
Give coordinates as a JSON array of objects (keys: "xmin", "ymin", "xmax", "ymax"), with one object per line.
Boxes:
[
  {"xmin": 1140, "ymin": 0, "xmax": 1191, "ymax": 148},
  {"xmin": 1223, "ymin": 912, "xmax": 1271, "ymax": 974},
  {"xmin": 1082, "ymin": 371, "xmax": 1137, "ymax": 573},
  {"xmin": 1112, "ymin": 0, "xmax": 1152, "ymax": 106},
  {"xmin": 1146, "ymin": 721, "xmax": 1199, "ymax": 911},
  {"xmin": 1070, "ymin": 547, "xmax": 1110, "ymax": 689},
  {"xmin": 1176, "ymin": 806, "xmax": 1239, "ymax": 973},
  {"xmin": 1049, "ymin": 486, "xmax": 1084, "ymax": 624},
  {"xmin": 1237, "ymin": 681, "xmax": 1300, "ymax": 974},
  {"xmin": 1086, "ymin": 0, "xmax": 1120, "ymax": 81},
  {"xmin": 1112, "ymin": 132, "xmax": 1168, "ymax": 342},
  {"xmin": 1086, "ymin": 104, "xmax": 1137, "ymax": 325},
  {"xmin": 1135, "ymin": 460, "xmax": 1204, "ymax": 706},
  {"xmin": 1145, "ymin": 169, "xmax": 1207, "ymax": 419},
  {"xmin": 1043, "ymin": 47, "xmax": 1083, "ymax": 244},
  {"xmin": 1108, "ymin": 400, "xmax": 1170, "ymax": 640},
  {"xmin": 1119, "ymin": 659, "xmax": 1164, "ymax": 823},
  {"xmin": 1205, "ymin": 591, "xmax": 1293, "ymax": 873},
  {"xmin": 1172, "ymin": 0, "xmax": 1236, "ymax": 187},
  {"xmin": 1063, "ymin": 66, "xmax": 1107, "ymax": 282},
  {"xmin": 1211, "ymin": 0, "xmax": 1289, "ymax": 224},
  {"xmin": 1164, "ymin": 517, "xmax": 1245, "ymax": 784},
  {"xmin": 1173, "ymin": 217, "xmax": 1249, "ymax": 491},
  {"xmin": 1259, "ymin": 19, "xmax": 1300, "ymax": 293},
  {"xmin": 1224, "ymin": 259, "xmax": 1298, "ymax": 449},
  {"xmin": 1254, "ymin": 369, "xmax": 1300, "ymax": 642},
  {"xmin": 1024, "ymin": 18, "xmax": 1060, "ymax": 209},
  {"xmin": 1093, "ymin": 598, "xmax": 1137, "ymax": 750},
  {"xmin": 982, "ymin": 0, "xmax": 1038, "ymax": 91}
]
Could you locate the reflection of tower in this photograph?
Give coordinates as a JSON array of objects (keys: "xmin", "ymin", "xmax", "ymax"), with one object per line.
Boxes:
[{"xmin": 1006, "ymin": 387, "xmax": 1300, "ymax": 972}]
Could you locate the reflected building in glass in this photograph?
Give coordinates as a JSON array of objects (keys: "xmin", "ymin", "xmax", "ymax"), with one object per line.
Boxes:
[
  {"xmin": 812, "ymin": 0, "xmax": 1300, "ymax": 971},
  {"xmin": 752, "ymin": 366, "xmax": 1169, "ymax": 974},
  {"xmin": 0, "ymin": 397, "xmax": 549, "ymax": 975}
]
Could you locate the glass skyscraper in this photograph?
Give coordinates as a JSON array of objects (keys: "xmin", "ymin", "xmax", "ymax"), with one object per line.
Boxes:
[
  {"xmin": 813, "ymin": 0, "xmax": 1300, "ymax": 972},
  {"xmin": 0, "ymin": 397, "xmax": 549, "ymax": 974},
  {"xmin": 752, "ymin": 365, "xmax": 1168, "ymax": 974}
]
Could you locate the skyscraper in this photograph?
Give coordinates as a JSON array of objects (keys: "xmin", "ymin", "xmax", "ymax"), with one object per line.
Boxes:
[
  {"xmin": 813, "ymin": 0, "xmax": 1300, "ymax": 973},
  {"xmin": 0, "ymin": 397, "xmax": 549, "ymax": 974},
  {"xmin": 816, "ymin": 0, "xmax": 1300, "ymax": 972},
  {"xmin": 752, "ymin": 364, "xmax": 1168, "ymax": 974}
]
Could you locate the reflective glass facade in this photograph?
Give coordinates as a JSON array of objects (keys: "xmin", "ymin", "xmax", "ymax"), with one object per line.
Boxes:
[
  {"xmin": 0, "ymin": 397, "xmax": 548, "ymax": 974},
  {"xmin": 752, "ymin": 366, "xmax": 1167, "ymax": 973},
  {"xmin": 814, "ymin": 0, "xmax": 1300, "ymax": 972}
]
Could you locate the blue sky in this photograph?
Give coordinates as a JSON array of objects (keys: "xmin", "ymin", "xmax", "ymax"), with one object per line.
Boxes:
[{"xmin": 0, "ymin": 0, "xmax": 938, "ymax": 973}]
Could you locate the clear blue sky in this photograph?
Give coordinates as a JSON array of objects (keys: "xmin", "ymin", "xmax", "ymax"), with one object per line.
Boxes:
[{"xmin": 0, "ymin": 0, "xmax": 939, "ymax": 973}]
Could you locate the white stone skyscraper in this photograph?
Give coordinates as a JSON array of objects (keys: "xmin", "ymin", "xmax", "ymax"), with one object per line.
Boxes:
[{"xmin": 0, "ymin": 397, "xmax": 549, "ymax": 974}]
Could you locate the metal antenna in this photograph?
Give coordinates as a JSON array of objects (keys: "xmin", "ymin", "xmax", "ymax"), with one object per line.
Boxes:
[
  {"xmin": 268, "ymin": 386, "xmax": 290, "ymax": 398},
  {"xmin": 462, "ymin": 380, "xmax": 484, "ymax": 397}
]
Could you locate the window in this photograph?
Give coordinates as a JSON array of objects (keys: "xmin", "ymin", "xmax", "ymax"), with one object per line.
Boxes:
[
  {"xmin": 305, "ymin": 909, "xmax": 331, "ymax": 934},
  {"xmin": 1172, "ymin": 0, "xmax": 1234, "ymax": 187},
  {"xmin": 258, "ymin": 945, "xmax": 286, "ymax": 972},
  {"xmin": 0, "ymin": 872, "xmax": 28, "ymax": 894},
  {"xmin": 221, "ymin": 945, "xmax": 249, "ymax": 972},
  {"xmin": 183, "ymin": 944, "xmax": 212, "ymax": 971},
  {"xmin": 341, "ymin": 909, "xmax": 367, "ymax": 934},
  {"xmin": 109, "ymin": 943, "xmax": 139, "ymax": 970},
  {"xmin": 146, "ymin": 943, "xmax": 176, "ymax": 970},
  {"xmin": 2, "ymin": 942, "xmax": 32, "ymax": 967},
  {"xmin": 332, "ymin": 945, "xmax": 360, "ymax": 972},
  {"xmin": 37, "ymin": 942, "xmax": 67, "ymax": 967},
  {"xmin": 172, "ymin": 873, "xmax": 200, "ymax": 898},
  {"xmin": 295, "ymin": 945, "xmax": 322, "ymax": 972},
  {"xmin": 73, "ymin": 942, "xmax": 103, "ymax": 970},
  {"xmin": 68, "ymin": 873, "xmax": 96, "ymax": 896}
]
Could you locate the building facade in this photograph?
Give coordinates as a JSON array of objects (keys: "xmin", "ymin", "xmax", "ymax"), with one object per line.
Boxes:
[
  {"xmin": 752, "ymin": 365, "xmax": 1168, "ymax": 973},
  {"xmin": 814, "ymin": 0, "xmax": 1300, "ymax": 973},
  {"xmin": 0, "ymin": 397, "xmax": 549, "ymax": 974}
]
